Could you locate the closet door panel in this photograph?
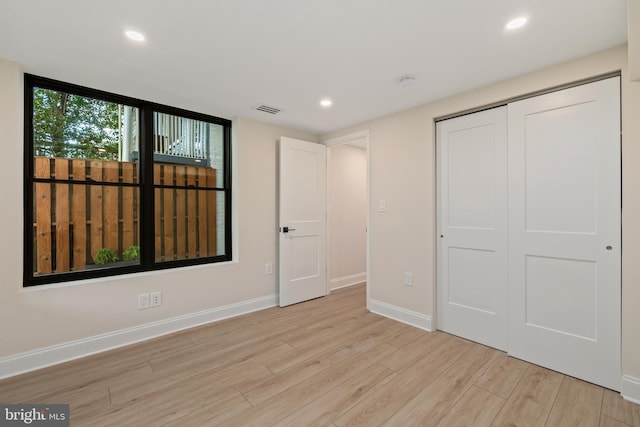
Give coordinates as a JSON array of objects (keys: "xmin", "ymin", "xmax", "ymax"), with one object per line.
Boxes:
[
  {"xmin": 437, "ymin": 106, "xmax": 508, "ymax": 351},
  {"xmin": 507, "ymin": 77, "xmax": 621, "ymax": 390}
]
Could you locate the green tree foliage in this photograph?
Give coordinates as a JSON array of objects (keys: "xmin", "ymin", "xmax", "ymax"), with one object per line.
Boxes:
[{"xmin": 33, "ymin": 88, "xmax": 120, "ymax": 160}]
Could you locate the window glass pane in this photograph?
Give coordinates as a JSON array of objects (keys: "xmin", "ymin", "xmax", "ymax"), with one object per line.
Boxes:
[
  {"xmin": 209, "ymin": 123, "xmax": 225, "ymax": 187},
  {"xmin": 33, "ymin": 87, "xmax": 139, "ymax": 183},
  {"xmin": 215, "ymin": 192, "xmax": 227, "ymax": 256},
  {"xmin": 154, "ymin": 188, "xmax": 224, "ymax": 262},
  {"xmin": 153, "ymin": 112, "xmax": 224, "ymax": 186},
  {"xmin": 152, "ymin": 111, "xmax": 226, "ymax": 264},
  {"xmin": 33, "ymin": 183, "xmax": 140, "ymax": 276}
]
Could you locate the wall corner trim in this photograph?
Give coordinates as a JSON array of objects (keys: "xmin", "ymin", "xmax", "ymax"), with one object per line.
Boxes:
[
  {"xmin": 0, "ymin": 294, "xmax": 278, "ymax": 380},
  {"xmin": 369, "ymin": 299, "xmax": 432, "ymax": 331},
  {"xmin": 622, "ymin": 375, "xmax": 640, "ymax": 404}
]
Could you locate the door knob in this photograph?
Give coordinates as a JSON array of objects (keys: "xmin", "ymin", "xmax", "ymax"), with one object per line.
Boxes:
[
  {"xmin": 606, "ymin": 245, "xmax": 613, "ymax": 250},
  {"xmin": 282, "ymin": 227, "xmax": 296, "ymax": 233}
]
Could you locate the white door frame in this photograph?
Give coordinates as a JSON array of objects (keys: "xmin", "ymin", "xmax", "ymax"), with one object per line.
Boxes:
[{"xmin": 323, "ymin": 130, "xmax": 371, "ymax": 310}]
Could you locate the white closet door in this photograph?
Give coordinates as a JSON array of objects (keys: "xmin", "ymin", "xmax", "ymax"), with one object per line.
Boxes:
[
  {"xmin": 508, "ymin": 77, "xmax": 621, "ymax": 390},
  {"xmin": 437, "ymin": 107, "xmax": 508, "ymax": 351}
]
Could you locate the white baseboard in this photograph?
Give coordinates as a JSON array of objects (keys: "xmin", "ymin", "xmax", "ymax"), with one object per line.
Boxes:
[
  {"xmin": 369, "ymin": 299, "xmax": 432, "ymax": 331},
  {"xmin": 622, "ymin": 375, "xmax": 640, "ymax": 405},
  {"xmin": 0, "ymin": 294, "xmax": 277, "ymax": 380},
  {"xmin": 329, "ymin": 273, "xmax": 366, "ymax": 291}
]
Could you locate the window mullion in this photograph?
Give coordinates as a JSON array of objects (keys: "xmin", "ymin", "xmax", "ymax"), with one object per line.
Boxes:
[{"xmin": 139, "ymin": 107, "xmax": 155, "ymax": 267}]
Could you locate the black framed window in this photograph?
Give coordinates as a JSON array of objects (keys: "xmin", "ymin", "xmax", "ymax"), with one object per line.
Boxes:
[{"xmin": 24, "ymin": 74, "xmax": 232, "ymax": 286}]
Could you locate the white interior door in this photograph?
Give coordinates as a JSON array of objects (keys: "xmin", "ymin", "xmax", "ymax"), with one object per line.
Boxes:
[
  {"xmin": 508, "ymin": 77, "xmax": 621, "ymax": 390},
  {"xmin": 279, "ymin": 137, "xmax": 327, "ymax": 307},
  {"xmin": 437, "ymin": 107, "xmax": 508, "ymax": 351}
]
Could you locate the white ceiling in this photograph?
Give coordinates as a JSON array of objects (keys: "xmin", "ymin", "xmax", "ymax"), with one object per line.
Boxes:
[{"xmin": 0, "ymin": 0, "xmax": 628, "ymax": 135}]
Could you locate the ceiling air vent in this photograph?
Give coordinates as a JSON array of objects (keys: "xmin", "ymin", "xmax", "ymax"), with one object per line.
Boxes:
[{"xmin": 253, "ymin": 104, "xmax": 284, "ymax": 115}]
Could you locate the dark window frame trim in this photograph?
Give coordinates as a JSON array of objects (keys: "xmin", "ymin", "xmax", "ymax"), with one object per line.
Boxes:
[{"xmin": 23, "ymin": 74, "xmax": 232, "ymax": 287}]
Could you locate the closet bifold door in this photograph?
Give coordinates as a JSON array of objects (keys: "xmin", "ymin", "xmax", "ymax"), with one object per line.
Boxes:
[
  {"xmin": 436, "ymin": 106, "xmax": 508, "ymax": 351},
  {"xmin": 507, "ymin": 77, "xmax": 621, "ymax": 390}
]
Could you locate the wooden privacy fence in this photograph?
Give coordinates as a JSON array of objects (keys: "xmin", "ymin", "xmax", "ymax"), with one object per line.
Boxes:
[
  {"xmin": 33, "ymin": 157, "xmax": 217, "ymax": 275},
  {"xmin": 153, "ymin": 161, "xmax": 218, "ymax": 263}
]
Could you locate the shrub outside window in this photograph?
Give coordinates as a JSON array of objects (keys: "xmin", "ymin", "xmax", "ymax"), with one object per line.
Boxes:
[{"xmin": 24, "ymin": 75, "xmax": 231, "ymax": 286}]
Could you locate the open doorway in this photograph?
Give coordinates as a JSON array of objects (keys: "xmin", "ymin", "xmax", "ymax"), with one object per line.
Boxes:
[{"xmin": 325, "ymin": 131, "xmax": 370, "ymax": 308}]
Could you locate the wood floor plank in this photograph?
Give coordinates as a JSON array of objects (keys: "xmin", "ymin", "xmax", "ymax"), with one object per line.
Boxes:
[
  {"xmin": 108, "ymin": 340, "xmax": 289, "ymax": 407},
  {"xmin": 492, "ymin": 365, "xmax": 564, "ymax": 427},
  {"xmin": 80, "ymin": 360, "xmax": 271, "ymax": 425},
  {"xmin": 474, "ymin": 352, "xmax": 529, "ymax": 398},
  {"xmin": 264, "ymin": 313, "xmax": 388, "ymax": 373},
  {"xmin": 378, "ymin": 330, "xmax": 450, "ymax": 372},
  {"xmin": 546, "ymin": 376, "xmax": 603, "ymax": 427},
  {"xmin": 436, "ymin": 385, "xmax": 505, "ymax": 427},
  {"xmin": 40, "ymin": 382, "xmax": 111, "ymax": 422},
  {"xmin": 381, "ymin": 354, "xmax": 491, "ymax": 426},
  {"xmin": 180, "ymin": 314, "xmax": 255, "ymax": 344},
  {"xmin": 149, "ymin": 326, "xmax": 297, "ymax": 372},
  {"xmin": 298, "ymin": 300, "xmax": 367, "ymax": 331},
  {"xmin": 273, "ymin": 364, "xmax": 396, "ymax": 427},
  {"xmin": 183, "ymin": 314, "xmax": 304, "ymax": 348},
  {"xmin": 600, "ymin": 415, "xmax": 635, "ymax": 427},
  {"xmin": 284, "ymin": 310, "xmax": 384, "ymax": 350},
  {"xmin": 461, "ymin": 343, "xmax": 502, "ymax": 367},
  {"xmin": 333, "ymin": 335, "xmax": 472, "ymax": 426},
  {"xmin": 250, "ymin": 301, "xmax": 355, "ymax": 332},
  {"xmin": 602, "ymin": 389, "xmax": 640, "ymax": 427},
  {"xmin": 157, "ymin": 392, "xmax": 251, "ymax": 427},
  {"xmin": 0, "ymin": 360, "xmax": 154, "ymax": 405},
  {"xmin": 383, "ymin": 322, "xmax": 429, "ymax": 349},
  {"xmin": 87, "ymin": 389, "xmax": 248, "ymax": 427},
  {"xmin": 247, "ymin": 289, "xmax": 359, "ymax": 326},
  {"xmin": 78, "ymin": 333, "xmax": 196, "ymax": 371},
  {"xmin": 221, "ymin": 342, "xmax": 397, "ymax": 427},
  {"xmin": 243, "ymin": 324, "xmax": 397, "ymax": 406},
  {"xmin": 109, "ymin": 358, "xmax": 272, "ymax": 405}
]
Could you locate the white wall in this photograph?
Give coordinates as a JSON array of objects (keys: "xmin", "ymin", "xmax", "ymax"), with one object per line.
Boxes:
[
  {"xmin": 630, "ymin": 0, "xmax": 640, "ymax": 82},
  {"xmin": 0, "ymin": 57, "xmax": 318, "ymax": 375},
  {"xmin": 322, "ymin": 46, "xmax": 640, "ymax": 389},
  {"xmin": 327, "ymin": 144, "xmax": 367, "ymax": 290}
]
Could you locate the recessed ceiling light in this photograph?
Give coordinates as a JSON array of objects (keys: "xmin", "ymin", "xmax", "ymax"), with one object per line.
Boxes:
[
  {"xmin": 320, "ymin": 99, "xmax": 332, "ymax": 107},
  {"xmin": 125, "ymin": 30, "xmax": 145, "ymax": 42},
  {"xmin": 505, "ymin": 17, "xmax": 528, "ymax": 30}
]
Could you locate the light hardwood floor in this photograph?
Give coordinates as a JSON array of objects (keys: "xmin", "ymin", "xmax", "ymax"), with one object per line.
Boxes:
[{"xmin": 1, "ymin": 283, "xmax": 638, "ymax": 426}]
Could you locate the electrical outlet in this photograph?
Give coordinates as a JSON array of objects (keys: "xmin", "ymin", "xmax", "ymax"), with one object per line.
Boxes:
[
  {"xmin": 150, "ymin": 291, "xmax": 162, "ymax": 307},
  {"xmin": 404, "ymin": 272, "xmax": 413, "ymax": 286},
  {"xmin": 138, "ymin": 293, "xmax": 150, "ymax": 309},
  {"xmin": 265, "ymin": 262, "xmax": 273, "ymax": 275}
]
